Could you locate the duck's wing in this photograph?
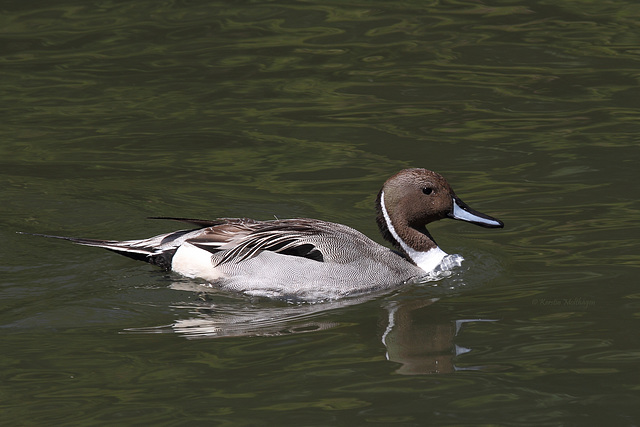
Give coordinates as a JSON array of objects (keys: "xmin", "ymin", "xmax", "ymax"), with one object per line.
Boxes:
[{"xmin": 185, "ymin": 219, "xmax": 326, "ymax": 265}]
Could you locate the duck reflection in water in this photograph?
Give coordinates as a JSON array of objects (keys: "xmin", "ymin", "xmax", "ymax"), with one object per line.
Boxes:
[
  {"xmin": 380, "ymin": 298, "xmax": 496, "ymax": 375},
  {"xmin": 132, "ymin": 281, "xmax": 494, "ymax": 375}
]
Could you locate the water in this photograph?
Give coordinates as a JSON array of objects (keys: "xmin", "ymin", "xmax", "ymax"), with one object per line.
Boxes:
[{"xmin": 2, "ymin": 0, "xmax": 640, "ymax": 424}]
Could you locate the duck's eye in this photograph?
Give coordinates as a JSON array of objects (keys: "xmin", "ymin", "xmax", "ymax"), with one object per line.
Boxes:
[{"xmin": 422, "ymin": 187, "xmax": 433, "ymax": 195}]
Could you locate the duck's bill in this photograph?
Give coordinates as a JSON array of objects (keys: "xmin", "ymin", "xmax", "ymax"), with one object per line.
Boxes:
[{"xmin": 450, "ymin": 197, "xmax": 504, "ymax": 228}]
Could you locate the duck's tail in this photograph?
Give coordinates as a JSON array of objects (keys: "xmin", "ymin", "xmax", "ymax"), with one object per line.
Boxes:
[{"xmin": 18, "ymin": 230, "xmax": 197, "ymax": 270}]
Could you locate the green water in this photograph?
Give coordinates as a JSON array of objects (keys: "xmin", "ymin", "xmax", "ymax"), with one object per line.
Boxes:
[{"xmin": 2, "ymin": 0, "xmax": 640, "ymax": 424}]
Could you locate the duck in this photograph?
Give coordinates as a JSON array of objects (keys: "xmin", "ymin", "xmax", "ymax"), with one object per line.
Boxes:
[{"xmin": 25, "ymin": 169, "xmax": 503, "ymax": 300}]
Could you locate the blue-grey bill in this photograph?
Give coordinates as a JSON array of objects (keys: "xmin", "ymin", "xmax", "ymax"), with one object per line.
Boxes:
[{"xmin": 451, "ymin": 198, "xmax": 504, "ymax": 228}]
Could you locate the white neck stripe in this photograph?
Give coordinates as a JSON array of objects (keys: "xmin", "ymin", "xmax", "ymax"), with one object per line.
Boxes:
[
  {"xmin": 380, "ymin": 191, "xmax": 413, "ymax": 256},
  {"xmin": 380, "ymin": 190, "xmax": 447, "ymax": 273}
]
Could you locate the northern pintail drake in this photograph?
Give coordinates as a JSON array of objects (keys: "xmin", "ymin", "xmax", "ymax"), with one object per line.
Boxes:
[{"xmin": 28, "ymin": 169, "xmax": 503, "ymax": 301}]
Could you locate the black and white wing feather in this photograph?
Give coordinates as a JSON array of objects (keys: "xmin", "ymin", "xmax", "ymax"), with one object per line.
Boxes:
[{"xmin": 186, "ymin": 220, "xmax": 326, "ymax": 265}]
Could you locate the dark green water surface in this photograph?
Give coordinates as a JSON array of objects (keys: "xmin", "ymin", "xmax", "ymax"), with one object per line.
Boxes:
[{"xmin": 2, "ymin": 0, "xmax": 640, "ymax": 425}]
